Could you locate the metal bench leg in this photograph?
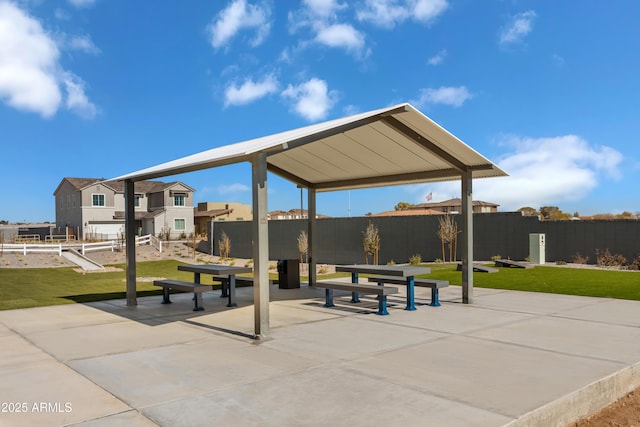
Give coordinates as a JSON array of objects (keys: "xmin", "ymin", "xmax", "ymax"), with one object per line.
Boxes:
[
  {"xmin": 377, "ymin": 295, "xmax": 389, "ymax": 315},
  {"xmin": 405, "ymin": 277, "xmax": 416, "ymax": 311},
  {"xmin": 161, "ymin": 287, "xmax": 172, "ymax": 304},
  {"xmin": 220, "ymin": 279, "xmax": 229, "ymax": 298},
  {"xmin": 193, "ymin": 292, "xmax": 204, "ymax": 311},
  {"xmin": 227, "ymin": 275, "xmax": 237, "ymax": 307},
  {"xmin": 374, "ymin": 280, "xmax": 383, "ymax": 304},
  {"xmin": 430, "ymin": 287, "xmax": 441, "ymax": 307},
  {"xmin": 193, "ymin": 273, "xmax": 201, "ymax": 301},
  {"xmin": 350, "ymin": 271, "xmax": 360, "ymax": 303},
  {"xmin": 324, "ymin": 288, "xmax": 335, "ymax": 307}
]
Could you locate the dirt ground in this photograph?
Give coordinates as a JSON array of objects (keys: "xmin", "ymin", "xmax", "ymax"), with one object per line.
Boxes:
[
  {"xmin": 1, "ymin": 243, "xmax": 638, "ymax": 425},
  {"xmin": 572, "ymin": 388, "xmax": 640, "ymax": 426}
]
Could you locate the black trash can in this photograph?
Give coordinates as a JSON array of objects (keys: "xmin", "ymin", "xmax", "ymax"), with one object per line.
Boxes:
[{"xmin": 277, "ymin": 259, "xmax": 300, "ymax": 289}]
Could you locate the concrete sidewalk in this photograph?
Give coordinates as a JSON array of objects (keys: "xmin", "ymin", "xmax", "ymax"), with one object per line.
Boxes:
[{"xmin": 1, "ymin": 284, "xmax": 639, "ymax": 427}]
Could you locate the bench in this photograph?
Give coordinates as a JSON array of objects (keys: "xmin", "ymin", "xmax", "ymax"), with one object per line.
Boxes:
[
  {"xmin": 315, "ymin": 281, "xmax": 398, "ymax": 315},
  {"xmin": 367, "ymin": 276, "xmax": 449, "ymax": 307},
  {"xmin": 494, "ymin": 259, "xmax": 534, "ymax": 269},
  {"xmin": 456, "ymin": 262, "xmax": 499, "ymax": 273},
  {"xmin": 153, "ymin": 279, "xmax": 213, "ymax": 311},
  {"xmin": 211, "ymin": 275, "xmax": 273, "ymax": 298}
]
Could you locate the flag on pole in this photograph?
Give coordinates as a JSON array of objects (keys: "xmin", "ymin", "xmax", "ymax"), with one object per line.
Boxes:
[{"xmin": 426, "ymin": 192, "xmax": 432, "ymax": 201}]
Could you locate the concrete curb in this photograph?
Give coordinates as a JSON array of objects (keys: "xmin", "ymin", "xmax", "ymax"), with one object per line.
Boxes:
[{"xmin": 505, "ymin": 361, "xmax": 640, "ymax": 426}]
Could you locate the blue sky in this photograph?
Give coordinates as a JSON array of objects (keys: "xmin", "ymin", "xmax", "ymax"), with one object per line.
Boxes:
[{"xmin": 1, "ymin": 0, "xmax": 639, "ymax": 222}]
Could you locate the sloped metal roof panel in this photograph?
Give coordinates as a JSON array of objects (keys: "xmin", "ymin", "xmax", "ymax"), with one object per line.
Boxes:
[{"xmin": 110, "ymin": 103, "xmax": 507, "ymax": 190}]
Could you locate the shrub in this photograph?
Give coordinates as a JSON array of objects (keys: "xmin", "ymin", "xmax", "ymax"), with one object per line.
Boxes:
[
  {"xmin": 387, "ymin": 260, "xmax": 396, "ymax": 266},
  {"xmin": 596, "ymin": 249, "xmax": 626, "ymax": 267},
  {"xmin": 362, "ymin": 222, "xmax": 380, "ymax": 264},
  {"xmin": 627, "ymin": 255, "xmax": 640, "ymax": 271},
  {"xmin": 491, "ymin": 254, "xmax": 502, "ymax": 262},
  {"xmin": 409, "ymin": 254, "xmax": 422, "ymax": 266},
  {"xmin": 434, "ymin": 258, "xmax": 443, "ymax": 263},
  {"xmin": 218, "ymin": 231, "xmax": 231, "ymax": 260},
  {"xmin": 556, "ymin": 260, "xmax": 567, "ymax": 265},
  {"xmin": 297, "ymin": 231, "xmax": 308, "ymax": 265},
  {"xmin": 437, "ymin": 215, "xmax": 458, "ymax": 262},
  {"xmin": 318, "ymin": 265, "xmax": 329, "ymax": 274},
  {"xmin": 572, "ymin": 253, "xmax": 589, "ymax": 264}
]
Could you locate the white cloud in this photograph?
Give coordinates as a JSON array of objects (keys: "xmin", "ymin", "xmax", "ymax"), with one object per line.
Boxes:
[
  {"xmin": 217, "ymin": 183, "xmax": 250, "ymax": 194},
  {"xmin": 411, "ymin": 0, "xmax": 449, "ymax": 22},
  {"xmin": 55, "ymin": 8, "xmax": 70, "ymax": 20},
  {"xmin": 552, "ymin": 53, "xmax": 565, "ymax": 67},
  {"xmin": 356, "ymin": 0, "xmax": 448, "ymax": 28},
  {"xmin": 419, "ymin": 135, "xmax": 623, "ymax": 211},
  {"xmin": 288, "ymin": 2, "xmax": 368, "ymax": 58},
  {"xmin": 0, "ymin": 1, "xmax": 61, "ymax": 117},
  {"xmin": 0, "ymin": 2, "xmax": 96, "ymax": 119},
  {"xmin": 224, "ymin": 74, "xmax": 279, "ymax": 106},
  {"xmin": 315, "ymin": 23, "xmax": 365, "ymax": 52},
  {"xmin": 303, "ymin": 0, "xmax": 347, "ymax": 18},
  {"xmin": 412, "ymin": 86, "xmax": 473, "ymax": 107},
  {"xmin": 427, "ymin": 48, "xmax": 447, "ymax": 65},
  {"xmin": 208, "ymin": 0, "xmax": 271, "ymax": 49},
  {"xmin": 62, "ymin": 72, "xmax": 97, "ymax": 119},
  {"xmin": 356, "ymin": 0, "xmax": 407, "ymax": 28},
  {"xmin": 282, "ymin": 78, "xmax": 337, "ymax": 121},
  {"xmin": 69, "ymin": 35, "xmax": 101, "ymax": 54},
  {"xmin": 342, "ymin": 104, "xmax": 360, "ymax": 116},
  {"xmin": 67, "ymin": 0, "xmax": 96, "ymax": 8},
  {"xmin": 499, "ymin": 10, "xmax": 536, "ymax": 46}
]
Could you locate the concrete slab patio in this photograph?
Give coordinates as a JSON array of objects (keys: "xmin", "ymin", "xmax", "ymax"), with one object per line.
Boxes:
[{"xmin": 1, "ymin": 283, "xmax": 639, "ymax": 427}]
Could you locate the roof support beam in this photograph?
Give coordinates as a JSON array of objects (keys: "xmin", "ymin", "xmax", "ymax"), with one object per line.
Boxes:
[
  {"xmin": 381, "ymin": 116, "xmax": 468, "ymax": 172},
  {"xmin": 124, "ymin": 179, "xmax": 137, "ymax": 306},
  {"xmin": 267, "ymin": 163, "xmax": 314, "ymax": 188},
  {"xmin": 307, "ymin": 188, "xmax": 317, "ymax": 287},
  {"xmin": 252, "ymin": 153, "xmax": 270, "ymax": 338},
  {"xmin": 461, "ymin": 168, "xmax": 473, "ymax": 304},
  {"xmin": 312, "ymin": 169, "xmax": 463, "ymax": 191}
]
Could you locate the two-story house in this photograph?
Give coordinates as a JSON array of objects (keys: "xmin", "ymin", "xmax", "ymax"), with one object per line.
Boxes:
[{"xmin": 54, "ymin": 178, "xmax": 195, "ymax": 240}]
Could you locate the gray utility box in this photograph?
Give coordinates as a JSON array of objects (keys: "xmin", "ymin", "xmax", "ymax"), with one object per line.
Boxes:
[
  {"xmin": 529, "ymin": 233, "xmax": 546, "ymax": 264},
  {"xmin": 277, "ymin": 259, "xmax": 300, "ymax": 289}
]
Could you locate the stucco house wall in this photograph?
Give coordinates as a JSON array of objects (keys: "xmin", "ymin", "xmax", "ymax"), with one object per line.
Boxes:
[{"xmin": 54, "ymin": 178, "xmax": 195, "ymax": 240}]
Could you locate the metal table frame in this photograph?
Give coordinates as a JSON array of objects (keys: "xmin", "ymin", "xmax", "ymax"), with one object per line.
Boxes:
[
  {"xmin": 177, "ymin": 264, "xmax": 253, "ymax": 307},
  {"xmin": 334, "ymin": 264, "xmax": 431, "ymax": 311}
]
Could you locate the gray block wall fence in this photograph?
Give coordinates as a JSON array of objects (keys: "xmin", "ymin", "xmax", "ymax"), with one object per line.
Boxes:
[{"xmin": 209, "ymin": 213, "xmax": 640, "ymax": 265}]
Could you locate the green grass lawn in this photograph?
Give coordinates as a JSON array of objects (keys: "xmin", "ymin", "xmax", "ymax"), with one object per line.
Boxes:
[
  {"xmin": 310, "ymin": 263, "xmax": 640, "ymax": 301},
  {"xmin": 423, "ymin": 263, "xmax": 640, "ymax": 300},
  {"xmin": 0, "ymin": 261, "xmax": 638, "ymax": 311}
]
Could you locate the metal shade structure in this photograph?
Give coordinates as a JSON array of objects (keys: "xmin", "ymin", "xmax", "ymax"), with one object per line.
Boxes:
[{"xmin": 110, "ymin": 103, "xmax": 507, "ymax": 338}]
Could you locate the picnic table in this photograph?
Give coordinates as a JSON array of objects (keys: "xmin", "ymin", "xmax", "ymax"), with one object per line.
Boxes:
[
  {"xmin": 334, "ymin": 264, "xmax": 431, "ymax": 311},
  {"xmin": 177, "ymin": 264, "xmax": 253, "ymax": 307}
]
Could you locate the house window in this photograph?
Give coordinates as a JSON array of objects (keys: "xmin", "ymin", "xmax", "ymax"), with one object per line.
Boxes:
[
  {"xmin": 174, "ymin": 218, "xmax": 186, "ymax": 231},
  {"xmin": 174, "ymin": 194, "xmax": 185, "ymax": 206},
  {"xmin": 134, "ymin": 195, "xmax": 141, "ymax": 207},
  {"xmin": 92, "ymin": 194, "xmax": 105, "ymax": 207}
]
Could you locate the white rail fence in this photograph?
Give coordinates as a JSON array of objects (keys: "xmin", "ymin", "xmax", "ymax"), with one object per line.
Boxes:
[{"xmin": 0, "ymin": 234, "xmax": 161, "ymax": 256}]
